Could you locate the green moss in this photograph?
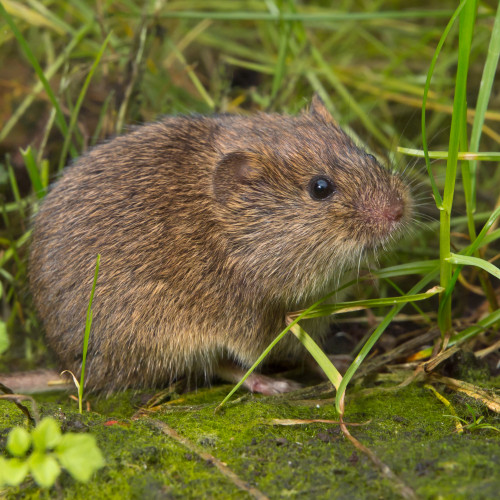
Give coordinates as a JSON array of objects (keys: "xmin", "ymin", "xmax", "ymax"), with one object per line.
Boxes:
[{"xmin": 4, "ymin": 380, "xmax": 497, "ymax": 499}]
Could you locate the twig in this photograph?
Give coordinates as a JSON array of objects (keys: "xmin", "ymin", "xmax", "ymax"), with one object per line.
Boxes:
[{"xmin": 147, "ymin": 418, "xmax": 269, "ymax": 500}]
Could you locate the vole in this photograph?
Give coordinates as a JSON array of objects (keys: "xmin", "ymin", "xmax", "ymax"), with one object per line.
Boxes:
[{"xmin": 28, "ymin": 95, "xmax": 411, "ymax": 394}]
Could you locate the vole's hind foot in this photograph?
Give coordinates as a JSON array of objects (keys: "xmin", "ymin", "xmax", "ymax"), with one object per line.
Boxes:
[
  {"xmin": 216, "ymin": 361, "xmax": 302, "ymax": 395},
  {"xmin": 245, "ymin": 374, "xmax": 302, "ymax": 395}
]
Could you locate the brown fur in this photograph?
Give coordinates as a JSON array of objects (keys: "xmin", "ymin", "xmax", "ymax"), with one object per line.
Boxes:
[{"xmin": 29, "ymin": 96, "xmax": 411, "ymax": 392}]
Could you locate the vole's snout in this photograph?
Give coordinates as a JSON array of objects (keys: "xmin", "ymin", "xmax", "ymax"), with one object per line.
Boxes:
[
  {"xmin": 354, "ymin": 181, "xmax": 409, "ymax": 248},
  {"xmin": 380, "ymin": 194, "xmax": 404, "ymax": 223},
  {"xmin": 369, "ymin": 193, "xmax": 406, "ymax": 228}
]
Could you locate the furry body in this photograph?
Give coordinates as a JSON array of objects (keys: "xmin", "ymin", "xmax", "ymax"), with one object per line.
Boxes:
[{"xmin": 29, "ymin": 98, "xmax": 411, "ymax": 391}]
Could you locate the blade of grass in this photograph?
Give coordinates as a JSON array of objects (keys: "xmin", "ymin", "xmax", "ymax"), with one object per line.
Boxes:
[
  {"xmin": 216, "ymin": 277, "xmax": 358, "ymax": 411},
  {"xmin": 460, "ymin": 91, "xmax": 498, "ymax": 310},
  {"xmin": 158, "ymin": 10, "xmax": 456, "ymax": 22},
  {"xmin": 116, "ymin": 24, "xmax": 148, "ymax": 134},
  {"xmin": 384, "ymin": 278, "xmax": 432, "ymax": 323},
  {"xmin": 26, "ymin": 0, "xmax": 76, "ymax": 35},
  {"xmin": 91, "ymin": 91, "xmax": 115, "ymax": 146},
  {"xmin": 372, "ymin": 260, "xmax": 440, "ymax": 279},
  {"xmin": 79, "ymin": 254, "xmax": 100, "ymax": 414},
  {"xmin": 165, "ymin": 35, "xmax": 215, "ymax": 114},
  {"xmin": 270, "ymin": 6, "xmax": 292, "ymax": 102},
  {"xmin": 446, "ymin": 254, "xmax": 500, "ymax": 280},
  {"xmin": 438, "ymin": 204, "xmax": 500, "ymax": 331},
  {"xmin": 36, "ymin": 107, "xmax": 57, "ymax": 166},
  {"xmin": 58, "ymin": 33, "xmax": 111, "ymax": 170},
  {"xmin": 1, "ymin": 0, "xmax": 65, "ymax": 33},
  {"xmin": 20, "ymin": 146, "xmax": 44, "ymax": 199},
  {"xmin": 421, "ymin": 0, "xmax": 467, "ymax": 208},
  {"xmin": 397, "ymin": 148, "xmax": 500, "ymax": 161},
  {"xmin": 469, "ymin": 0, "xmax": 500, "ymax": 209},
  {"xmin": 5, "ymin": 155, "xmax": 25, "ymax": 220},
  {"xmin": 439, "ymin": 0, "xmax": 477, "ymax": 336},
  {"xmin": 335, "ymin": 270, "xmax": 439, "ymax": 413},
  {"xmin": 295, "ymin": 286, "xmax": 443, "ymax": 320},
  {"xmin": 289, "ymin": 323, "xmax": 342, "ymax": 390},
  {"xmin": 449, "ymin": 307, "xmax": 500, "ymax": 346},
  {"xmin": 0, "ymin": 231, "xmax": 31, "ymax": 268},
  {"xmin": 0, "ymin": 2, "xmax": 73, "ymax": 150},
  {"xmin": 0, "ymin": 24, "xmax": 90, "ymax": 143}
]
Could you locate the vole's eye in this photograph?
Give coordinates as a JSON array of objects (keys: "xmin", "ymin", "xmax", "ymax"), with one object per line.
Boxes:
[
  {"xmin": 308, "ymin": 176, "xmax": 335, "ymax": 201},
  {"xmin": 367, "ymin": 153, "xmax": 376, "ymax": 162}
]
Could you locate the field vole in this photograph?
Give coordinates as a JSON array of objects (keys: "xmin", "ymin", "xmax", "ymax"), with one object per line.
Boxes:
[{"xmin": 29, "ymin": 96, "xmax": 411, "ymax": 394}]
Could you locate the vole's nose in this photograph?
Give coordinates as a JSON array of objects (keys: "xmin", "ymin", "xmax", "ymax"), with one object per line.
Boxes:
[
  {"xmin": 357, "ymin": 191, "xmax": 406, "ymax": 237},
  {"xmin": 382, "ymin": 197, "xmax": 404, "ymax": 222}
]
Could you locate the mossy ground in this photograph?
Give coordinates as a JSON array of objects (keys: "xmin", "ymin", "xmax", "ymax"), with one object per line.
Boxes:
[{"xmin": 1, "ymin": 374, "xmax": 499, "ymax": 499}]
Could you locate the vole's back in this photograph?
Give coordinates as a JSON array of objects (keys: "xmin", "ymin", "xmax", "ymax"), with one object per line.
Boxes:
[{"xmin": 30, "ymin": 101, "xmax": 411, "ymax": 391}]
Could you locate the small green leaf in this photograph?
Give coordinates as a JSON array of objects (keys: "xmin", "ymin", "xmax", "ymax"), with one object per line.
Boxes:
[
  {"xmin": 55, "ymin": 433, "xmax": 104, "ymax": 482},
  {"xmin": 28, "ymin": 451, "xmax": 61, "ymax": 488},
  {"xmin": 7, "ymin": 426, "xmax": 32, "ymax": 457},
  {"xmin": 32, "ymin": 417, "xmax": 62, "ymax": 452},
  {"xmin": 2, "ymin": 457, "xmax": 29, "ymax": 486}
]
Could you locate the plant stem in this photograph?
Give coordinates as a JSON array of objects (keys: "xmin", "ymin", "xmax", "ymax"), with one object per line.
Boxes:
[{"xmin": 439, "ymin": 0, "xmax": 477, "ymax": 336}]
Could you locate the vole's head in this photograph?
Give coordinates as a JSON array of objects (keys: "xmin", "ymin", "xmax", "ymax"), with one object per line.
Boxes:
[{"xmin": 212, "ymin": 96, "xmax": 412, "ymax": 299}]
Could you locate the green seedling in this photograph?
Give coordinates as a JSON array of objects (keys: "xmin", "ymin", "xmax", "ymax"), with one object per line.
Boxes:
[{"xmin": 0, "ymin": 417, "xmax": 104, "ymax": 489}]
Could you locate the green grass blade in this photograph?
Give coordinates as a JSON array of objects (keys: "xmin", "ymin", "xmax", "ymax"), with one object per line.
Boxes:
[
  {"xmin": 449, "ymin": 307, "xmax": 500, "ymax": 346},
  {"xmin": 79, "ymin": 254, "xmax": 100, "ymax": 414},
  {"xmin": 270, "ymin": 10, "xmax": 292, "ymax": 101},
  {"xmin": 461, "ymin": 205, "xmax": 500, "ymax": 256},
  {"xmin": 0, "ymin": 231, "xmax": 31, "ymax": 268},
  {"xmin": 438, "ymin": 204, "xmax": 500, "ymax": 331},
  {"xmin": 372, "ymin": 260, "xmax": 440, "ymax": 278},
  {"xmin": 335, "ymin": 270, "xmax": 439, "ymax": 413},
  {"xmin": 384, "ymin": 278, "xmax": 432, "ymax": 323},
  {"xmin": 20, "ymin": 146, "xmax": 44, "ymax": 199},
  {"xmin": 446, "ymin": 254, "xmax": 500, "ymax": 280},
  {"xmin": 217, "ymin": 278, "xmax": 351, "ymax": 410},
  {"xmin": 469, "ymin": 0, "xmax": 500, "ymax": 208},
  {"xmin": 116, "ymin": 25, "xmax": 148, "ymax": 134},
  {"xmin": 58, "ymin": 33, "xmax": 111, "ymax": 170},
  {"xmin": 439, "ymin": 0, "xmax": 477, "ymax": 336},
  {"xmin": 289, "ymin": 324, "xmax": 342, "ymax": 390},
  {"xmin": 26, "ymin": 0, "xmax": 76, "ymax": 35},
  {"xmin": 421, "ymin": 0, "xmax": 467, "ymax": 208},
  {"xmin": 460, "ymin": 96, "xmax": 475, "ymax": 243},
  {"xmin": 299, "ymin": 287, "xmax": 443, "ymax": 320},
  {"xmin": 0, "ymin": 24, "xmax": 89, "ymax": 144},
  {"xmin": 166, "ymin": 36, "xmax": 215, "ymax": 113},
  {"xmin": 480, "ymin": 228, "xmax": 500, "ymax": 247},
  {"xmin": 0, "ymin": 2, "xmax": 70, "ymax": 143},
  {"xmin": 159, "ymin": 10, "xmax": 455, "ymax": 22},
  {"xmin": 1, "ymin": 0, "xmax": 65, "ymax": 34},
  {"xmin": 397, "ymin": 147, "xmax": 500, "ymax": 162},
  {"xmin": 5, "ymin": 155, "xmax": 25, "ymax": 219},
  {"xmin": 90, "ymin": 91, "xmax": 115, "ymax": 146}
]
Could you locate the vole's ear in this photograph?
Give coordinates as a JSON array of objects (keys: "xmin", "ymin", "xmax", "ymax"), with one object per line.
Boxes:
[
  {"xmin": 213, "ymin": 151, "xmax": 264, "ymax": 205},
  {"xmin": 309, "ymin": 94, "xmax": 338, "ymax": 126}
]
